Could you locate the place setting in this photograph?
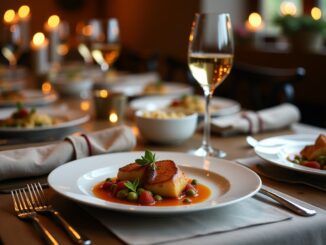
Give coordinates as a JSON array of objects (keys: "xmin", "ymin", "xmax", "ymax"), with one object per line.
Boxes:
[{"xmin": 0, "ymin": 2, "xmax": 326, "ymax": 245}]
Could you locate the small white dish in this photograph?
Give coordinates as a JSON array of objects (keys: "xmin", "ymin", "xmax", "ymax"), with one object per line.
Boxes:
[
  {"xmin": 48, "ymin": 151, "xmax": 261, "ymax": 215},
  {"xmin": 255, "ymin": 134, "xmax": 326, "ymax": 176},
  {"xmin": 52, "ymin": 78, "xmax": 93, "ymax": 97},
  {"xmin": 135, "ymin": 110, "xmax": 198, "ymax": 144}
]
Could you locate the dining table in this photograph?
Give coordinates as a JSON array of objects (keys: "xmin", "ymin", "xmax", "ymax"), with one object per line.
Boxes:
[{"xmin": 0, "ymin": 96, "xmax": 325, "ymax": 245}]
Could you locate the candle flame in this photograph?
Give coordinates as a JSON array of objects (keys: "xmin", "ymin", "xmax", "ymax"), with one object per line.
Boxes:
[
  {"xmin": 280, "ymin": 1, "xmax": 297, "ymax": 16},
  {"xmin": 18, "ymin": 5, "xmax": 30, "ymax": 19},
  {"xmin": 248, "ymin": 12, "xmax": 262, "ymax": 28},
  {"xmin": 33, "ymin": 32, "xmax": 45, "ymax": 46},
  {"xmin": 311, "ymin": 7, "xmax": 322, "ymax": 20},
  {"xmin": 109, "ymin": 112, "xmax": 118, "ymax": 123},
  {"xmin": 3, "ymin": 9, "xmax": 16, "ymax": 23},
  {"xmin": 42, "ymin": 82, "xmax": 52, "ymax": 94},
  {"xmin": 99, "ymin": 89, "xmax": 109, "ymax": 98},
  {"xmin": 47, "ymin": 15, "xmax": 60, "ymax": 28}
]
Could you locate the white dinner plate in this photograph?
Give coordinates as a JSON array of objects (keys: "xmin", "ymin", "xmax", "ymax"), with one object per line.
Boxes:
[
  {"xmin": 255, "ymin": 134, "xmax": 326, "ymax": 176},
  {"xmin": 0, "ymin": 105, "xmax": 89, "ymax": 139},
  {"xmin": 48, "ymin": 151, "xmax": 261, "ymax": 214},
  {"xmin": 130, "ymin": 95, "xmax": 241, "ymax": 117},
  {"xmin": 0, "ymin": 89, "xmax": 58, "ymax": 107}
]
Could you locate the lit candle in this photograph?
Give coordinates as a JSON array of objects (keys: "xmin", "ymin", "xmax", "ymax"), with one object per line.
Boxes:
[
  {"xmin": 3, "ymin": 9, "xmax": 16, "ymax": 25},
  {"xmin": 30, "ymin": 32, "xmax": 49, "ymax": 75},
  {"xmin": 44, "ymin": 15, "xmax": 61, "ymax": 64},
  {"xmin": 311, "ymin": 7, "xmax": 322, "ymax": 20},
  {"xmin": 17, "ymin": 5, "xmax": 31, "ymax": 51},
  {"xmin": 245, "ymin": 12, "xmax": 264, "ymax": 32},
  {"xmin": 280, "ymin": 1, "xmax": 297, "ymax": 16}
]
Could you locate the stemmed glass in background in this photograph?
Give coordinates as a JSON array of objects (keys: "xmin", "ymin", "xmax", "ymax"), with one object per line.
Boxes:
[
  {"xmin": 91, "ymin": 18, "xmax": 120, "ymax": 74},
  {"xmin": 1, "ymin": 23, "xmax": 23, "ymax": 69},
  {"xmin": 188, "ymin": 13, "xmax": 234, "ymax": 158},
  {"xmin": 77, "ymin": 18, "xmax": 121, "ymax": 74}
]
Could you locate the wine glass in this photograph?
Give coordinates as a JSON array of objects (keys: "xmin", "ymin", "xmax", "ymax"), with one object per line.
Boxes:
[
  {"xmin": 76, "ymin": 19, "xmax": 97, "ymax": 64},
  {"xmin": 89, "ymin": 18, "xmax": 121, "ymax": 74},
  {"xmin": 1, "ymin": 23, "xmax": 23, "ymax": 68},
  {"xmin": 188, "ymin": 13, "xmax": 234, "ymax": 158}
]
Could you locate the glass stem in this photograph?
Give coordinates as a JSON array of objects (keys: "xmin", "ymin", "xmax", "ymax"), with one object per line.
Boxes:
[{"xmin": 202, "ymin": 90, "xmax": 212, "ymax": 151}]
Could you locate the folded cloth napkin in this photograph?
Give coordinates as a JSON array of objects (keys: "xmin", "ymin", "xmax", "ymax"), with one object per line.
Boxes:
[
  {"xmin": 0, "ymin": 125, "xmax": 136, "ymax": 181},
  {"xmin": 211, "ymin": 103, "xmax": 300, "ymax": 136}
]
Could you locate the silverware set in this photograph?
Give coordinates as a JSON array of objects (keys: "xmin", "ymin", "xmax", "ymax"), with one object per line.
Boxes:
[{"xmin": 10, "ymin": 183, "xmax": 91, "ymax": 245}]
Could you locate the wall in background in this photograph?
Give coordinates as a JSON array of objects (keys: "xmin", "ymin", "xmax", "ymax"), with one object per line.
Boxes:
[{"xmin": 105, "ymin": 0, "xmax": 199, "ymax": 61}]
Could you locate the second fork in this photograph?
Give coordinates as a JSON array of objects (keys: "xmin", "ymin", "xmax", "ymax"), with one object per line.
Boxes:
[{"xmin": 27, "ymin": 183, "xmax": 91, "ymax": 245}]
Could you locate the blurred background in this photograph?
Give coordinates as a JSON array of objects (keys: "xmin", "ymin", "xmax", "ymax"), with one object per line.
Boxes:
[{"xmin": 0, "ymin": 0, "xmax": 325, "ymax": 127}]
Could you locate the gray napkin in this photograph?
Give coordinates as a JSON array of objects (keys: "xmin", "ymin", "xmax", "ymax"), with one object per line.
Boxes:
[
  {"xmin": 211, "ymin": 103, "xmax": 300, "ymax": 136},
  {"xmin": 236, "ymin": 156, "xmax": 326, "ymax": 192},
  {"xmin": 0, "ymin": 125, "xmax": 136, "ymax": 181},
  {"xmin": 85, "ymin": 198, "xmax": 291, "ymax": 245}
]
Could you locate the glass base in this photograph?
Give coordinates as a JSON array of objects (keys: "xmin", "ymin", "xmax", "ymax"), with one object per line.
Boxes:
[{"xmin": 189, "ymin": 145, "xmax": 226, "ymax": 158}]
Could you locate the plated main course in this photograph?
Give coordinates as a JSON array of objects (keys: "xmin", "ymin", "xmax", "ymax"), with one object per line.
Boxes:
[
  {"xmin": 288, "ymin": 134, "xmax": 326, "ymax": 170},
  {"xmin": 93, "ymin": 150, "xmax": 211, "ymax": 206},
  {"xmin": 0, "ymin": 103, "xmax": 61, "ymax": 128}
]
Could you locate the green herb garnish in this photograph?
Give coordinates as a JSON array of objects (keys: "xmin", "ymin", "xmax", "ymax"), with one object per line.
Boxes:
[
  {"xmin": 135, "ymin": 150, "xmax": 156, "ymax": 169},
  {"xmin": 124, "ymin": 178, "xmax": 139, "ymax": 192}
]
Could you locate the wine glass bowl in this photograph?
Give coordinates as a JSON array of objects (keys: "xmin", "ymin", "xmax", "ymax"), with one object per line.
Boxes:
[
  {"xmin": 1, "ymin": 23, "xmax": 23, "ymax": 68},
  {"xmin": 188, "ymin": 13, "xmax": 234, "ymax": 158},
  {"xmin": 76, "ymin": 18, "xmax": 121, "ymax": 72}
]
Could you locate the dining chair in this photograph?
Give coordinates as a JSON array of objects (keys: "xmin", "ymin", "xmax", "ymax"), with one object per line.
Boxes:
[{"xmin": 227, "ymin": 62, "xmax": 306, "ymax": 110}]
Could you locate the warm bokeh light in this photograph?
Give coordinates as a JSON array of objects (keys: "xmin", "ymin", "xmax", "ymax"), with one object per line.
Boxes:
[
  {"xmin": 245, "ymin": 12, "xmax": 264, "ymax": 32},
  {"xmin": 280, "ymin": 1, "xmax": 297, "ymax": 16},
  {"xmin": 3, "ymin": 9, "xmax": 16, "ymax": 23},
  {"xmin": 109, "ymin": 112, "xmax": 118, "ymax": 123},
  {"xmin": 42, "ymin": 82, "xmax": 52, "ymax": 94},
  {"xmin": 57, "ymin": 44, "xmax": 69, "ymax": 56},
  {"xmin": 18, "ymin": 5, "xmax": 30, "ymax": 19},
  {"xmin": 47, "ymin": 15, "xmax": 60, "ymax": 28},
  {"xmin": 80, "ymin": 101, "xmax": 91, "ymax": 111},
  {"xmin": 98, "ymin": 89, "xmax": 109, "ymax": 98},
  {"xmin": 32, "ymin": 32, "xmax": 45, "ymax": 46},
  {"xmin": 311, "ymin": 7, "xmax": 322, "ymax": 20},
  {"xmin": 248, "ymin": 12, "xmax": 262, "ymax": 28},
  {"xmin": 82, "ymin": 25, "xmax": 93, "ymax": 36}
]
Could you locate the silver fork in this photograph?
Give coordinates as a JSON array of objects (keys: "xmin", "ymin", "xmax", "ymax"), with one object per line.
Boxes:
[
  {"xmin": 11, "ymin": 189, "xmax": 59, "ymax": 245},
  {"xmin": 27, "ymin": 183, "xmax": 91, "ymax": 245}
]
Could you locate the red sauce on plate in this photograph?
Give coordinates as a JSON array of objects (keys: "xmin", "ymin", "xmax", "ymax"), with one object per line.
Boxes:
[{"xmin": 93, "ymin": 181, "xmax": 211, "ymax": 206}]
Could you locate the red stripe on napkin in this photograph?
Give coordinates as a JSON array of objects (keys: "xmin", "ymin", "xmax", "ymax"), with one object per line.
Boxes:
[{"xmin": 81, "ymin": 134, "xmax": 93, "ymax": 156}]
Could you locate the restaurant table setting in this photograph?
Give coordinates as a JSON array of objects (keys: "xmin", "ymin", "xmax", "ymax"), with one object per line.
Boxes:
[{"xmin": 0, "ymin": 8, "xmax": 326, "ymax": 245}]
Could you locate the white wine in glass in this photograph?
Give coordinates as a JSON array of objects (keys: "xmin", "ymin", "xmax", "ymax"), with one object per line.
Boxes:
[
  {"xmin": 188, "ymin": 13, "xmax": 234, "ymax": 158},
  {"xmin": 90, "ymin": 18, "xmax": 121, "ymax": 73}
]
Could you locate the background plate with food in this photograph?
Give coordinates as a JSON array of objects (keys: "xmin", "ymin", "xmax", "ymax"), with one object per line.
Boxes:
[
  {"xmin": 0, "ymin": 105, "xmax": 89, "ymax": 140},
  {"xmin": 0, "ymin": 89, "xmax": 58, "ymax": 107},
  {"xmin": 255, "ymin": 134, "xmax": 326, "ymax": 176},
  {"xmin": 130, "ymin": 94, "xmax": 241, "ymax": 117}
]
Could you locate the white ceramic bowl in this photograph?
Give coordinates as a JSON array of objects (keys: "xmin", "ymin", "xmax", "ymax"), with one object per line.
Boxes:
[
  {"xmin": 135, "ymin": 110, "xmax": 198, "ymax": 145},
  {"xmin": 52, "ymin": 78, "xmax": 93, "ymax": 97}
]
